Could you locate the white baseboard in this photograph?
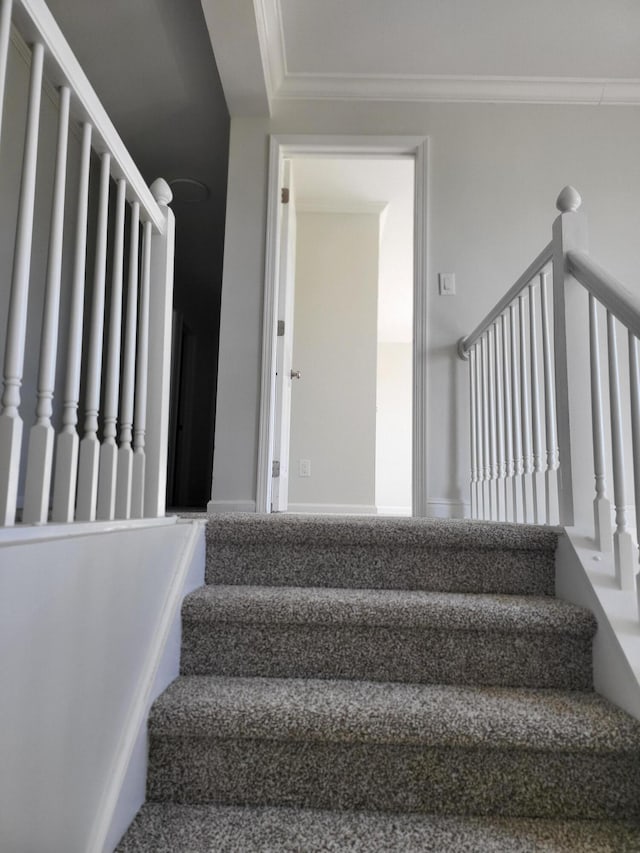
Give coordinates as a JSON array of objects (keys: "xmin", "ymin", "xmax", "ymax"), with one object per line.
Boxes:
[
  {"xmin": 426, "ymin": 499, "xmax": 470, "ymax": 519},
  {"xmin": 376, "ymin": 505, "xmax": 412, "ymax": 517},
  {"xmin": 287, "ymin": 503, "xmax": 378, "ymax": 515},
  {"xmin": 207, "ymin": 499, "xmax": 257, "ymax": 514}
]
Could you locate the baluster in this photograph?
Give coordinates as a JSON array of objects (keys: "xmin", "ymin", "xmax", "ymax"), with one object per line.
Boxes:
[
  {"xmin": 116, "ymin": 202, "xmax": 140, "ymax": 519},
  {"xmin": 131, "ymin": 221, "xmax": 152, "ymax": 518},
  {"xmin": 475, "ymin": 338, "xmax": 485, "ymax": 520},
  {"xmin": 480, "ymin": 334, "xmax": 490, "ymax": 519},
  {"xmin": 540, "ymin": 271, "xmax": 559, "ymax": 525},
  {"xmin": 0, "ymin": 42, "xmax": 44, "ymax": 525},
  {"xmin": 76, "ymin": 152, "xmax": 111, "ymax": 521},
  {"xmin": 469, "ymin": 346, "xmax": 477, "ymax": 518},
  {"xmin": 589, "ymin": 295, "xmax": 612, "ymax": 550},
  {"xmin": 509, "ymin": 303, "xmax": 524, "ymax": 522},
  {"xmin": 628, "ymin": 332, "xmax": 640, "ymax": 616},
  {"xmin": 528, "ymin": 277, "xmax": 545, "ymax": 524},
  {"xmin": 493, "ymin": 322, "xmax": 506, "ymax": 520},
  {"xmin": 607, "ymin": 311, "xmax": 636, "ymax": 589},
  {"xmin": 0, "ymin": 0, "xmax": 13, "ymax": 144},
  {"xmin": 488, "ymin": 326, "xmax": 498, "ymax": 519},
  {"xmin": 519, "ymin": 292, "xmax": 533, "ymax": 521},
  {"xmin": 23, "ymin": 85, "xmax": 71, "ymax": 523},
  {"xmin": 501, "ymin": 313, "xmax": 514, "ymax": 522},
  {"xmin": 52, "ymin": 123, "xmax": 92, "ymax": 522},
  {"xmin": 96, "ymin": 178, "xmax": 127, "ymax": 520}
]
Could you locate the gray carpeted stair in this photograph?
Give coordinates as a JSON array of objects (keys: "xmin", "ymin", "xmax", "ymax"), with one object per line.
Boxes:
[{"xmin": 117, "ymin": 515, "xmax": 640, "ymax": 851}]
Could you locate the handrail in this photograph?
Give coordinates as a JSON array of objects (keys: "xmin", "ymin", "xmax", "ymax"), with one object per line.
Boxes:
[
  {"xmin": 568, "ymin": 250, "xmax": 640, "ymax": 340},
  {"xmin": 11, "ymin": 0, "xmax": 164, "ymax": 233},
  {"xmin": 458, "ymin": 242, "xmax": 552, "ymax": 358}
]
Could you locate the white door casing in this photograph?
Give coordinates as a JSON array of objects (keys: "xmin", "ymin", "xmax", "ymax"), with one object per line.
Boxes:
[
  {"xmin": 256, "ymin": 135, "xmax": 429, "ymax": 515},
  {"xmin": 271, "ymin": 160, "xmax": 297, "ymax": 511}
]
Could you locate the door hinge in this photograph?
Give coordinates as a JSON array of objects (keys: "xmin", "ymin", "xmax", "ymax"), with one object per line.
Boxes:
[
  {"xmin": 272, "ymin": 460, "xmax": 280, "ymax": 477},
  {"xmin": 281, "ymin": 187, "xmax": 290, "ymax": 204},
  {"xmin": 277, "ymin": 320, "xmax": 285, "ymax": 337}
]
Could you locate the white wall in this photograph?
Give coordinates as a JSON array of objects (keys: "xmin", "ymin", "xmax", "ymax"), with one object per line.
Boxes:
[
  {"xmin": 211, "ymin": 102, "xmax": 640, "ymax": 515},
  {"xmin": 288, "ymin": 211, "xmax": 378, "ymax": 512},
  {"xmin": 0, "ymin": 518, "xmax": 204, "ymax": 853},
  {"xmin": 376, "ymin": 342, "xmax": 412, "ymax": 513}
]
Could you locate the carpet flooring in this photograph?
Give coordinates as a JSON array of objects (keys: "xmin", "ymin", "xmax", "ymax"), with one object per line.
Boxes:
[{"xmin": 117, "ymin": 515, "xmax": 640, "ymax": 851}]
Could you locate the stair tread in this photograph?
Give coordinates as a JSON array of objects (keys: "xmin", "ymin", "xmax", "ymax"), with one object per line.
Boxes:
[
  {"xmin": 183, "ymin": 584, "xmax": 596, "ymax": 634},
  {"xmin": 207, "ymin": 514, "xmax": 559, "ymax": 551},
  {"xmin": 150, "ymin": 676, "xmax": 640, "ymax": 753},
  {"xmin": 117, "ymin": 803, "xmax": 640, "ymax": 853}
]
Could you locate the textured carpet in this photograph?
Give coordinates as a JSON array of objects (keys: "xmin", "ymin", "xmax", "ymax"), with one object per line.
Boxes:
[{"xmin": 117, "ymin": 514, "xmax": 640, "ymax": 850}]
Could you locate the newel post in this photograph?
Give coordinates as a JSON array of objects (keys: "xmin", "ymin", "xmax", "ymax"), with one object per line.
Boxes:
[
  {"xmin": 552, "ymin": 186, "xmax": 588, "ymax": 527},
  {"xmin": 143, "ymin": 179, "xmax": 175, "ymax": 517}
]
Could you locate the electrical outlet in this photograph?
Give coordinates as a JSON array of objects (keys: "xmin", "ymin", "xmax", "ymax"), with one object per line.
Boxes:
[{"xmin": 299, "ymin": 459, "xmax": 311, "ymax": 477}]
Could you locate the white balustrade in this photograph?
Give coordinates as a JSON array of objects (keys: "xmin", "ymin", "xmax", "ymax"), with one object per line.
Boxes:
[
  {"xmin": 539, "ymin": 271, "xmax": 558, "ymax": 524},
  {"xmin": 469, "ymin": 346, "xmax": 478, "ymax": 518},
  {"xmin": 52, "ymin": 122, "xmax": 92, "ymax": 522},
  {"xmin": 116, "ymin": 202, "xmax": 141, "ymax": 519},
  {"xmin": 0, "ymin": 0, "xmax": 12, "ymax": 143},
  {"xmin": 528, "ymin": 278, "xmax": 544, "ymax": 524},
  {"xmin": 0, "ymin": 3, "xmax": 174, "ymax": 530},
  {"xmin": 76, "ymin": 152, "xmax": 111, "ymax": 521},
  {"xmin": 488, "ymin": 325, "xmax": 498, "ymax": 519},
  {"xmin": 480, "ymin": 334, "xmax": 490, "ymax": 519},
  {"xmin": 509, "ymin": 303, "xmax": 523, "ymax": 522},
  {"xmin": 607, "ymin": 311, "xmax": 636, "ymax": 590},
  {"xmin": 131, "ymin": 221, "xmax": 152, "ymax": 519},
  {"xmin": 589, "ymin": 295, "xmax": 612, "ymax": 550},
  {"xmin": 97, "ymin": 178, "xmax": 127, "ymax": 521},
  {"xmin": 0, "ymin": 40, "xmax": 43, "ymax": 525},
  {"xmin": 501, "ymin": 313, "xmax": 514, "ymax": 522},
  {"xmin": 474, "ymin": 340, "xmax": 485, "ymax": 519},
  {"xmin": 518, "ymin": 292, "xmax": 533, "ymax": 522},
  {"xmin": 493, "ymin": 321, "xmax": 506, "ymax": 520},
  {"xmin": 23, "ymin": 84, "xmax": 70, "ymax": 523},
  {"xmin": 628, "ymin": 332, "xmax": 640, "ymax": 610}
]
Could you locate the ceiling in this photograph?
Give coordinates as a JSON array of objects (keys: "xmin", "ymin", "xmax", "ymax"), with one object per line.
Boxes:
[{"xmin": 203, "ymin": 0, "xmax": 640, "ymax": 113}]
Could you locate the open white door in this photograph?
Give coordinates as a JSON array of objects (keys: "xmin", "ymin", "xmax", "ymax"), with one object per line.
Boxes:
[{"xmin": 271, "ymin": 160, "xmax": 297, "ymax": 511}]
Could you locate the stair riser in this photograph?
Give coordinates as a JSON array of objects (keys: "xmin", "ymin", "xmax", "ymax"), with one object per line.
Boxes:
[
  {"xmin": 148, "ymin": 738, "xmax": 640, "ymax": 820},
  {"xmin": 206, "ymin": 545, "xmax": 555, "ymax": 595},
  {"xmin": 180, "ymin": 623, "xmax": 593, "ymax": 690}
]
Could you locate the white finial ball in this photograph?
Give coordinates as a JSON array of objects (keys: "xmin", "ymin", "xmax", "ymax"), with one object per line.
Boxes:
[
  {"xmin": 556, "ymin": 186, "xmax": 582, "ymax": 213},
  {"xmin": 150, "ymin": 178, "xmax": 173, "ymax": 206}
]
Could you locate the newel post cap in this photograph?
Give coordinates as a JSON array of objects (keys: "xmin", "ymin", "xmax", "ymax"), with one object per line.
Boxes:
[
  {"xmin": 556, "ymin": 185, "xmax": 582, "ymax": 214},
  {"xmin": 150, "ymin": 177, "xmax": 173, "ymax": 206}
]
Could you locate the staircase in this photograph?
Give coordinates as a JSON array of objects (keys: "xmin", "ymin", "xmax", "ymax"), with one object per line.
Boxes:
[{"xmin": 117, "ymin": 515, "xmax": 640, "ymax": 851}]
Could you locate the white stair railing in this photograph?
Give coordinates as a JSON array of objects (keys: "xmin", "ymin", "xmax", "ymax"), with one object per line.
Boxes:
[
  {"xmin": 0, "ymin": 0, "xmax": 175, "ymax": 527},
  {"xmin": 460, "ymin": 185, "xmax": 640, "ymax": 616}
]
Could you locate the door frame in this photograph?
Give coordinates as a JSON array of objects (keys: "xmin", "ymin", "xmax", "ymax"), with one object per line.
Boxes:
[{"xmin": 256, "ymin": 134, "xmax": 430, "ymax": 515}]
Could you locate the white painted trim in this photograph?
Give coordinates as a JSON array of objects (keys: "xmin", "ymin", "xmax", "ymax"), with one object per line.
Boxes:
[
  {"xmin": 0, "ymin": 515, "xmax": 176, "ymax": 547},
  {"xmin": 276, "ymin": 72, "xmax": 640, "ymax": 106},
  {"xmin": 288, "ymin": 503, "xmax": 377, "ymax": 515},
  {"xmin": 253, "ymin": 0, "xmax": 286, "ymax": 111},
  {"xmin": 426, "ymin": 498, "xmax": 470, "ymax": 519},
  {"xmin": 11, "ymin": 0, "xmax": 164, "ymax": 230},
  {"xmin": 296, "ymin": 198, "xmax": 388, "ymax": 216},
  {"xmin": 257, "ymin": 134, "xmax": 429, "ymax": 518},
  {"xmin": 376, "ymin": 505, "xmax": 412, "ymax": 517},
  {"xmin": 206, "ymin": 499, "xmax": 257, "ymax": 514},
  {"xmin": 88, "ymin": 521, "xmax": 204, "ymax": 853}
]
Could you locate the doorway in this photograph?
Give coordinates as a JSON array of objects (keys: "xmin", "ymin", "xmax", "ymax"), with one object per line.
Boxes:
[{"xmin": 257, "ymin": 136, "xmax": 429, "ymax": 516}]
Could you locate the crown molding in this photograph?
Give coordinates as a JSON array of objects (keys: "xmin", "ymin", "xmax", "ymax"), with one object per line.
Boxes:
[
  {"xmin": 276, "ymin": 72, "xmax": 640, "ymax": 106},
  {"xmin": 253, "ymin": 0, "xmax": 286, "ymax": 113}
]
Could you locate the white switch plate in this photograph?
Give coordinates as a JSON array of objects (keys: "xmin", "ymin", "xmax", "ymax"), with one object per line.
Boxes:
[
  {"xmin": 439, "ymin": 272, "xmax": 456, "ymax": 295},
  {"xmin": 299, "ymin": 459, "xmax": 311, "ymax": 477}
]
